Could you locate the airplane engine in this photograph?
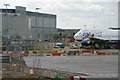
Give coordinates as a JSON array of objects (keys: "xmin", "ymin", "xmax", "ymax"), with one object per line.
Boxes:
[{"xmin": 81, "ymin": 39, "xmax": 92, "ymax": 46}]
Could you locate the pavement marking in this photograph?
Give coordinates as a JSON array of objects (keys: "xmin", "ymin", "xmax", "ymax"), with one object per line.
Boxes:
[
  {"xmin": 85, "ymin": 73, "xmax": 89, "ymax": 75},
  {"xmin": 10, "ymin": 68, "xmax": 14, "ymax": 70},
  {"xmin": 112, "ymin": 74, "xmax": 117, "ymax": 78},
  {"xmin": 2, "ymin": 68, "xmax": 6, "ymax": 70}
]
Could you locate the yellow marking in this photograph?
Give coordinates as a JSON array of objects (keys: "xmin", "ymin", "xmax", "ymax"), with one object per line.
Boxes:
[
  {"xmin": 10, "ymin": 68, "xmax": 14, "ymax": 70},
  {"xmin": 112, "ymin": 74, "xmax": 116, "ymax": 77},
  {"xmin": 85, "ymin": 73, "xmax": 89, "ymax": 75},
  {"xmin": 2, "ymin": 68, "xmax": 6, "ymax": 70}
]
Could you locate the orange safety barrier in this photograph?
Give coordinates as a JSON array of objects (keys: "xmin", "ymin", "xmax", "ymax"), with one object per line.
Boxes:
[
  {"xmin": 25, "ymin": 51, "xmax": 29, "ymax": 53},
  {"xmin": 52, "ymin": 53, "xmax": 61, "ymax": 56},
  {"xmin": 92, "ymin": 51, "xmax": 98, "ymax": 53},
  {"xmin": 33, "ymin": 51, "xmax": 37, "ymax": 53},
  {"xmin": 97, "ymin": 52, "xmax": 105, "ymax": 55},
  {"xmin": 22, "ymin": 53, "xmax": 29, "ymax": 56},
  {"xmin": 82, "ymin": 51, "xmax": 92, "ymax": 53},
  {"xmin": 76, "ymin": 51, "xmax": 79, "ymax": 53},
  {"xmin": 41, "ymin": 51, "xmax": 44, "ymax": 53},
  {"xmin": 71, "ymin": 76, "xmax": 74, "ymax": 80},
  {"xmin": 33, "ymin": 68, "xmax": 35, "ymax": 75},
  {"xmin": 47, "ymin": 54, "xmax": 51, "ymax": 56},
  {"xmin": 80, "ymin": 76, "xmax": 86, "ymax": 80}
]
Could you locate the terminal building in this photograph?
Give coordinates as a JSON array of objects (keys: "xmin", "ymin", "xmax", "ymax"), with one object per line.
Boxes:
[
  {"xmin": 0, "ymin": 6, "xmax": 56, "ymax": 51},
  {"xmin": 0, "ymin": 6, "xmax": 79, "ymax": 51},
  {"xmin": 55, "ymin": 28, "xmax": 80, "ymax": 40}
]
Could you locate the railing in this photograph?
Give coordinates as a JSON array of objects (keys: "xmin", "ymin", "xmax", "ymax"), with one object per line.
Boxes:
[{"xmin": 28, "ymin": 67, "xmax": 88, "ymax": 79}]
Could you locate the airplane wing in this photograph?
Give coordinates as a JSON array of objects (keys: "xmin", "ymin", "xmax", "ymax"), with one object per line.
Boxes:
[
  {"xmin": 89, "ymin": 37, "xmax": 101, "ymax": 40},
  {"xmin": 89, "ymin": 37, "xmax": 109, "ymax": 42}
]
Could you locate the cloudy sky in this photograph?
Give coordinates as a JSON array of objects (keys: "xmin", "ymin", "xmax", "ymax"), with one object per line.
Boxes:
[{"xmin": 0, "ymin": 0, "xmax": 119, "ymax": 29}]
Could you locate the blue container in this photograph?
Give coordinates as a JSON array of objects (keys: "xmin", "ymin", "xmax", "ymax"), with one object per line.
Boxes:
[
  {"xmin": 67, "ymin": 53, "xmax": 71, "ymax": 55},
  {"xmin": 73, "ymin": 53, "xmax": 76, "ymax": 55}
]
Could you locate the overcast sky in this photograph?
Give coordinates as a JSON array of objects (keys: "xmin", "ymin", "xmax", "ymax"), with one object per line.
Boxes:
[{"xmin": 0, "ymin": 0, "xmax": 119, "ymax": 29}]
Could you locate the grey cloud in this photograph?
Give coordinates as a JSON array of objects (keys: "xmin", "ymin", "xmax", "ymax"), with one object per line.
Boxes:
[
  {"xmin": 0, "ymin": 0, "xmax": 117, "ymax": 29},
  {"xmin": 27, "ymin": 2, "xmax": 117, "ymax": 29}
]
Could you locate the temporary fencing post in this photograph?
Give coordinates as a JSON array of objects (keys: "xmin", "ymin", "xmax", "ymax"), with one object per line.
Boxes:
[
  {"xmin": 29, "ymin": 68, "xmax": 35, "ymax": 75},
  {"xmin": 70, "ymin": 76, "xmax": 87, "ymax": 80},
  {"xmin": 80, "ymin": 76, "xmax": 86, "ymax": 80},
  {"xmin": 71, "ymin": 76, "xmax": 74, "ymax": 80}
]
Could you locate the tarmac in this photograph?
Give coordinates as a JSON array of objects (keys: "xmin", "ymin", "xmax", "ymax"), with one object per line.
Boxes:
[{"xmin": 25, "ymin": 56, "xmax": 118, "ymax": 78}]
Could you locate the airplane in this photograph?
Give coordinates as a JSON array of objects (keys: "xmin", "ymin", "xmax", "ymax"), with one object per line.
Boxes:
[{"xmin": 74, "ymin": 28, "xmax": 120, "ymax": 49}]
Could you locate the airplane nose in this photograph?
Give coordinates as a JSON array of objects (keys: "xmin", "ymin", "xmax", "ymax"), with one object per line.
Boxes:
[
  {"xmin": 74, "ymin": 34, "xmax": 78, "ymax": 39},
  {"xmin": 74, "ymin": 34, "xmax": 82, "ymax": 40}
]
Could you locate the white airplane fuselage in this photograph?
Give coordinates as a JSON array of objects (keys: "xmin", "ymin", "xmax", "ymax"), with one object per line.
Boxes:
[
  {"xmin": 74, "ymin": 29, "xmax": 119, "ymax": 41},
  {"xmin": 74, "ymin": 29, "xmax": 120, "ymax": 48}
]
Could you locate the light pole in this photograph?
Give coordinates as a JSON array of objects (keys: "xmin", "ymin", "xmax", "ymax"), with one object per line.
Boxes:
[
  {"xmin": 4, "ymin": 4, "xmax": 10, "ymax": 14},
  {"xmin": 35, "ymin": 8, "xmax": 40, "ymax": 49},
  {"xmin": 4, "ymin": 4, "xmax": 10, "ymax": 51},
  {"xmin": 4, "ymin": 4, "xmax": 10, "ymax": 34},
  {"xmin": 36, "ymin": 8, "xmax": 40, "ymax": 40},
  {"xmin": 33, "ymin": 8, "xmax": 41, "ymax": 68}
]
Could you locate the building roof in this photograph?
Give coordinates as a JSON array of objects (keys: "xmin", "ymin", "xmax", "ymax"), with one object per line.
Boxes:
[
  {"xmin": 26, "ymin": 11, "xmax": 56, "ymax": 18},
  {"xmin": 0, "ymin": 9, "xmax": 15, "ymax": 13},
  {"xmin": 57, "ymin": 28, "xmax": 80, "ymax": 32},
  {"xmin": 0, "ymin": 9, "xmax": 56, "ymax": 18}
]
